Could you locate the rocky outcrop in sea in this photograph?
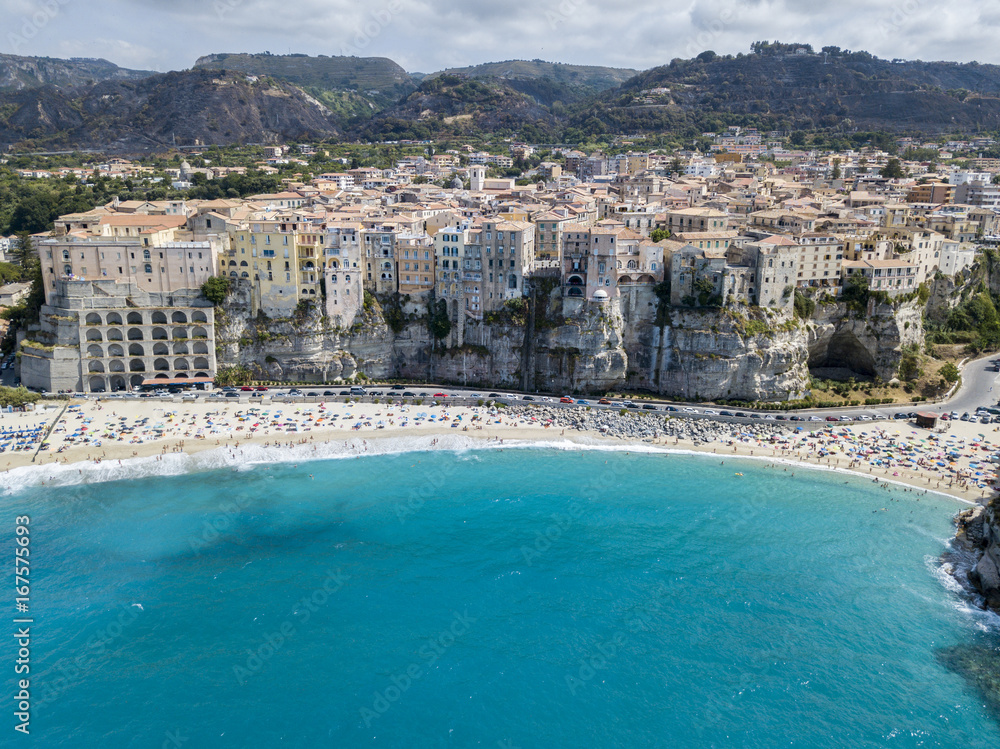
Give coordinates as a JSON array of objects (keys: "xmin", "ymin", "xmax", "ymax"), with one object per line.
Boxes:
[{"xmin": 953, "ymin": 497, "xmax": 1000, "ymax": 614}]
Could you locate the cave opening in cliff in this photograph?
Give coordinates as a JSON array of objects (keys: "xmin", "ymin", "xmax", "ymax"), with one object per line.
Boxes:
[{"xmin": 808, "ymin": 329, "xmax": 877, "ymax": 382}]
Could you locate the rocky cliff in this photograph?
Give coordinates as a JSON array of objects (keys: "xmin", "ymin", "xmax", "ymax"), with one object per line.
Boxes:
[
  {"xmin": 953, "ymin": 498, "xmax": 1000, "ymax": 614},
  {"xmin": 808, "ymin": 299, "xmax": 924, "ymax": 382},
  {"xmin": 216, "ymin": 284, "xmax": 826, "ymax": 401},
  {"xmin": 0, "ymin": 53, "xmax": 154, "ymax": 91}
]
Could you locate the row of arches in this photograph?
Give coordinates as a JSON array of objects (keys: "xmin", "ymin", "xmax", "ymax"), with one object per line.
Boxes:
[
  {"xmin": 88, "ymin": 358, "xmax": 210, "ymax": 374},
  {"xmin": 85, "ymin": 327, "xmax": 209, "ymax": 342},
  {"xmin": 86, "ymin": 342, "xmax": 210, "ymax": 358},
  {"xmin": 88, "ymin": 373, "xmax": 211, "ymax": 393},
  {"xmin": 84, "ymin": 311, "xmax": 208, "ymax": 326}
]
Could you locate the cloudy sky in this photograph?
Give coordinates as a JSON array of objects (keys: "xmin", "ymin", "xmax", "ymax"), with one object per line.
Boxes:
[{"xmin": 1, "ymin": 0, "xmax": 994, "ymax": 73}]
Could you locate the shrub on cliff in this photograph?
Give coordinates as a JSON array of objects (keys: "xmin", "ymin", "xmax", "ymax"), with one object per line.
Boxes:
[{"xmin": 201, "ymin": 276, "xmax": 231, "ymax": 306}]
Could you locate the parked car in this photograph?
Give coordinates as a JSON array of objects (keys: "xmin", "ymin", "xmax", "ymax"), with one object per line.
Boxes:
[
  {"xmin": 577, "ymin": 399, "xmax": 590, "ymax": 405},
  {"xmin": 522, "ymin": 395, "xmax": 535, "ymax": 401},
  {"xmin": 642, "ymin": 404, "xmax": 657, "ymax": 411},
  {"xmin": 790, "ymin": 415, "xmax": 804, "ymax": 421},
  {"xmin": 560, "ymin": 397, "xmax": 575, "ymax": 404},
  {"xmin": 598, "ymin": 398, "xmax": 612, "ymax": 405},
  {"xmin": 665, "ymin": 406, "xmax": 678, "ymax": 412},
  {"xmin": 339, "ymin": 391, "xmax": 351, "ymax": 396},
  {"xmin": 391, "ymin": 385, "xmax": 405, "ymax": 390},
  {"xmin": 734, "ymin": 412, "xmax": 748, "ymax": 418},
  {"xmin": 433, "ymin": 392, "xmax": 448, "ymax": 398},
  {"xmin": 255, "ymin": 386, "xmax": 268, "ymax": 392},
  {"xmin": 623, "ymin": 401, "xmax": 638, "ymax": 409},
  {"xmin": 720, "ymin": 410, "xmax": 733, "ymax": 417},
  {"xmin": 403, "ymin": 392, "xmax": 416, "ymax": 397},
  {"xmin": 288, "ymin": 389, "xmax": 303, "ymax": 396},
  {"xmin": 702, "ymin": 409, "xmax": 719, "ymax": 415}
]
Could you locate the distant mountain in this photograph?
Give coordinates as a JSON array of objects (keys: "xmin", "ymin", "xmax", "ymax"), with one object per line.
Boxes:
[
  {"xmin": 0, "ymin": 70, "xmax": 340, "ymax": 151},
  {"xmin": 0, "ymin": 53, "xmax": 155, "ymax": 91},
  {"xmin": 193, "ymin": 53, "xmax": 416, "ymax": 117},
  {"xmin": 355, "ymin": 74, "xmax": 560, "ymax": 142},
  {"xmin": 11, "ymin": 45, "xmax": 1000, "ymax": 152},
  {"xmin": 571, "ymin": 45, "xmax": 1000, "ymax": 136},
  {"xmin": 427, "ymin": 59, "xmax": 639, "ymax": 98}
]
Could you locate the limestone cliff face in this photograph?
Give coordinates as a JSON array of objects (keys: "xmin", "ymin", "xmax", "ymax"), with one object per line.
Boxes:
[
  {"xmin": 954, "ymin": 498, "xmax": 1000, "ymax": 614},
  {"xmin": 216, "ymin": 289, "xmax": 394, "ymax": 383},
  {"xmin": 215, "ymin": 285, "xmax": 917, "ymax": 401},
  {"xmin": 615, "ymin": 288, "xmax": 809, "ymax": 401},
  {"xmin": 807, "ymin": 299, "xmax": 924, "ymax": 382}
]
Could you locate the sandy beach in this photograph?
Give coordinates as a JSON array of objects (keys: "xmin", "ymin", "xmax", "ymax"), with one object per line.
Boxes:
[{"xmin": 1, "ymin": 397, "xmax": 997, "ymax": 504}]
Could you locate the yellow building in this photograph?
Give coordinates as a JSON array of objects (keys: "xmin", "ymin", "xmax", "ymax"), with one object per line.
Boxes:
[{"xmin": 228, "ymin": 214, "xmax": 323, "ymax": 317}]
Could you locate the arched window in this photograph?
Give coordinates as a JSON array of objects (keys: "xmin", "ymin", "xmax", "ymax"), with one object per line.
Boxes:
[
  {"xmin": 143, "ymin": 249, "xmax": 151, "ymax": 260},
  {"xmin": 144, "ymin": 264, "xmax": 152, "ymax": 274}
]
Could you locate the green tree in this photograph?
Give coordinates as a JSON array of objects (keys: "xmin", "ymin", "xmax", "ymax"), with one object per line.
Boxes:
[
  {"xmin": 201, "ymin": 276, "xmax": 231, "ymax": 306},
  {"xmin": 938, "ymin": 362, "xmax": 960, "ymax": 384},
  {"xmin": 880, "ymin": 158, "xmax": 905, "ymax": 179},
  {"xmin": 0, "ymin": 386, "xmax": 40, "ymax": 408},
  {"xmin": 12, "ymin": 233, "xmax": 37, "ymax": 278},
  {"xmin": 649, "ymin": 228, "xmax": 671, "ymax": 242},
  {"xmin": 831, "ymin": 158, "xmax": 842, "ymax": 181}
]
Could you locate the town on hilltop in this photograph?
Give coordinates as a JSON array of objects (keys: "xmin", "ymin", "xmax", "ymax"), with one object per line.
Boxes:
[{"xmin": 3, "ymin": 132, "xmax": 999, "ymax": 399}]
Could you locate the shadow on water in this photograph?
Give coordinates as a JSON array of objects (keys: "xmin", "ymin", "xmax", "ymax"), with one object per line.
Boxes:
[{"xmin": 937, "ymin": 636, "xmax": 1000, "ymax": 726}]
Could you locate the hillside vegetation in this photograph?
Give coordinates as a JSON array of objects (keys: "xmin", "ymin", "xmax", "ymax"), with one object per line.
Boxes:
[
  {"xmin": 571, "ymin": 44, "xmax": 1000, "ymax": 137},
  {"xmin": 0, "ymin": 70, "xmax": 340, "ymax": 151},
  {"xmin": 193, "ymin": 53, "xmax": 416, "ymax": 112}
]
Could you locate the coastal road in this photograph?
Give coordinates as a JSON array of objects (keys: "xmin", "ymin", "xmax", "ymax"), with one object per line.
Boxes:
[
  {"xmin": 60, "ymin": 353, "xmax": 1000, "ymax": 429},
  {"xmin": 939, "ymin": 354, "xmax": 1000, "ymax": 416}
]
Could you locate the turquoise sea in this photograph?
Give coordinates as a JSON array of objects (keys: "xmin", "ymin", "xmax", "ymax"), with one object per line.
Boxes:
[{"xmin": 6, "ymin": 442, "xmax": 1000, "ymax": 748}]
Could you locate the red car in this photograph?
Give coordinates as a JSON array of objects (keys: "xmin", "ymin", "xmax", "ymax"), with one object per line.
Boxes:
[
  {"xmin": 433, "ymin": 392, "xmax": 447, "ymax": 398},
  {"xmin": 240, "ymin": 386, "xmax": 254, "ymax": 392},
  {"xmin": 255, "ymin": 386, "xmax": 269, "ymax": 392},
  {"xmin": 560, "ymin": 397, "xmax": 575, "ymax": 403},
  {"xmin": 825, "ymin": 416, "xmax": 839, "ymax": 422}
]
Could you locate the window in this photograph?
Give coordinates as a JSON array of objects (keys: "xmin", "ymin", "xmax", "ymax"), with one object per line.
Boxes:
[{"xmin": 144, "ymin": 264, "xmax": 152, "ymax": 274}]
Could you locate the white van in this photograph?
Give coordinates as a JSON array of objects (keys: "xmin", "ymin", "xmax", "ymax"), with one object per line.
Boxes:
[{"xmin": 350, "ymin": 386, "xmax": 367, "ymax": 396}]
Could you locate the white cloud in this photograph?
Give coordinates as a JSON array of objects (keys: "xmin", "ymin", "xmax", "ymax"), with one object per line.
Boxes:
[{"xmin": 0, "ymin": 0, "xmax": 995, "ymax": 73}]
